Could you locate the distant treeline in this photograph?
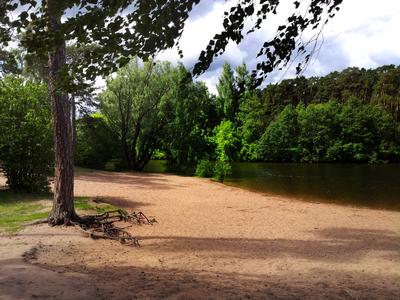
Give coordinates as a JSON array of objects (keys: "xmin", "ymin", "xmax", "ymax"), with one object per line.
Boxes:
[
  {"xmin": 76, "ymin": 62, "xmax": 400, "ymax": 173},
  {"xmin": 261, "ymin": 65, "xmax": 400, "ymax": 121},
  {"xmin": 254, "ymin": 65, "xmax": 400, "ymax": 163}
]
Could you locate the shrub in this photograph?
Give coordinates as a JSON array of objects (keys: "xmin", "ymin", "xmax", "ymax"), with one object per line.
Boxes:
[
  {"xmin": 213, "ymin": 160, "xmax": 232, "ymax": 182},
  {"xmin": 75, "ymin": 113, "xmax": 119, "ymax": 169},
  {"xmin": 0, "ymin": 77, "xmax": 53, "ymax": 192},
  {"xmin": 195, "ymin": 160, "xmax": 214, "ymax": 178},
  {"xmin": 211, "ymin": 120, "xmax": 240, "ymax": 162}
]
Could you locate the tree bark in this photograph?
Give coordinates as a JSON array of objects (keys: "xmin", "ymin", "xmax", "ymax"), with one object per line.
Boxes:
[
  {"xmin": 72, "ymin": 97, "xmax": 77, "ymax": 156},
  {"xmin": 47, "ymin": 1, "xmax": 76, "ymax": 225}
]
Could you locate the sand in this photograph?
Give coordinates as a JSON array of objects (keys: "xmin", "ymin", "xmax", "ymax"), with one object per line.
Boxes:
[{"xmin": 0, "ymin": 168, "xmax": 399, "ymax": 299}]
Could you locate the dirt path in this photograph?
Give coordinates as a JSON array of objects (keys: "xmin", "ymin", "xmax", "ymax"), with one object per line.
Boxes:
[{"xmin": 1, "ymin": 168, "xmax": 400, "ymax": 299}]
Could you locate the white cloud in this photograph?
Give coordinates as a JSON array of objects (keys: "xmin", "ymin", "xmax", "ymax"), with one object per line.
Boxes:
[{"xmin": 320, "ymin": 0, "xmax": 400, "ymax": 69}]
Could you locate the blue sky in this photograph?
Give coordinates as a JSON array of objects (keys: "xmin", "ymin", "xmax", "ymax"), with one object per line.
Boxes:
[{"xmin": 157, "ymin": 0, "xmax": 400, "ymax": 94}]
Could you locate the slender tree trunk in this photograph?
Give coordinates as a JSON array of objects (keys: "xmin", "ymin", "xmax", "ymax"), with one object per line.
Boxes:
[
  {"xmin": 72, "ymin": 97, "xmax": 77, "ymax": 156},
  {"xmin": 47, "ymin": 1, "xmax": 76, "ymax": 225},
  {"xmin": 122, "ymin": 138, "xmax": 133, "ymax": 169}
]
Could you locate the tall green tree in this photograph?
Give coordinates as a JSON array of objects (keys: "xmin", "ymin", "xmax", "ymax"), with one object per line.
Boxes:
[
  {"xmin": 297, "ymin": 101, "xmax": 340, "ymax": 162},
  {"xmin": 258, "ymin": 104, "xmax": 299, "ymax": 161},
  {"xmin": 372, "ymin": 66, "xmax": 400, "ymax": 121},
  {"xmin": 237, "ymin": 90, "xmax": 267, "ymax": 160},
  {"xmin": 216, "ymin": 62, "xmax": 237, "ymax": 120},
  {"xmin": 163, "ymin": 65, "xmax": 218, "ymax": 171},
  {"xmin": 100, "ymin": 59, "xmax": 178, "ymax": 171},
  {"xmin": 216, "ymin": 62, "xmax": 253, "ymax": 123}
]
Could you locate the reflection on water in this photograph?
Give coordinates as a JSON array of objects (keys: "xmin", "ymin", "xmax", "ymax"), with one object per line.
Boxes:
[
  {"xmin": 225, "ymin": 163, "xmax": 400, "ymax": 211},
  {"xmin": 144, "ymin": 160, "xmax": 400, "ymax": 211}
]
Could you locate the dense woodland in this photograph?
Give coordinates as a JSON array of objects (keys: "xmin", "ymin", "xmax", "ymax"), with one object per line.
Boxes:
[
  {"xmin": 76, "ymin": 61, "xmax": 400, "ymax": 174},
  {"xmin": 1, "ymin": 54, "xmax": 400, "ymax": 188}
]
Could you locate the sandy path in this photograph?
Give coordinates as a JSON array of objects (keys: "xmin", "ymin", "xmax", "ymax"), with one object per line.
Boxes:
[{"xmin": 1, "ymin": 168, "xmax": 400, "ymax": 299}]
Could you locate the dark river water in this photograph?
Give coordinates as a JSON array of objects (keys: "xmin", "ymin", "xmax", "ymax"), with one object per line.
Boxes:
[{"xmin": 145, "ymin": 161, "xmax": 400, "ymax": 211}]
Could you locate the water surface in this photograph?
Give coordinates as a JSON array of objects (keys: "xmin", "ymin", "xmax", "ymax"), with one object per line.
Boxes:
[
  {"xmin": 225, "ymin": 163, "xmax": 400, "ymax": 211},
  {"xmin": 145, "ymin": 161, "xmax": 400, "ymax": 211}
]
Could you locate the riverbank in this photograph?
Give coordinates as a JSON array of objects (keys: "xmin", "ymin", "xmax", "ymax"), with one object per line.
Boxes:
[{"xmin": 1, "ymin": 168, "xmax": 400, "ymax": 299}]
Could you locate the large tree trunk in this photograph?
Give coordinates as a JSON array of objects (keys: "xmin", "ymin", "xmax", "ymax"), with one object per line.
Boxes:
[{"xmin": 47, "ymin": 1, "xmax": 76, "ymax": 225}]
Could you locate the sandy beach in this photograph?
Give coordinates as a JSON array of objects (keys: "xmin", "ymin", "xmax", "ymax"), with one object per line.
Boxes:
[{"xmin": 1, "ymin": 168, "xmax": 399, "ymax": 299}]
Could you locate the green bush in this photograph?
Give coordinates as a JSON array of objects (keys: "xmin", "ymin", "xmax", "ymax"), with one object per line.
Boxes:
[
  {"xmin": 75, "ymin": 113, "xmax": 119, "ymax": 169},
  {"xmin": 0, "ymin": 77, "xmax": 53, "ymax": 192},
  {"xmin": 213, "ymin": 160, "xmax": 232, "ymax": 182},
  {"xmin": 195, "ymin": 160, "xmax": 215, "ymax": 178}
]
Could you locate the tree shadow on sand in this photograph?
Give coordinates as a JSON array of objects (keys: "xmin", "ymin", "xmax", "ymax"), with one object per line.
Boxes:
[
  {"xmin": 91, "ymin": 196, "xmax": 151, "ymax": 210},
  {"xmin": 139, "ymin": 227, "xmax": 400, "ymax": 263},
  {"xmin": 1, "ymin": 257, "xmax": 399, "ymax": 300},
  {"xmin": 74, "ymin": 169, "xmax": 183, "ymax": 190},
  {"xmin": 1, "ymin": 227, "xmax": 399, "ymax": 299}
]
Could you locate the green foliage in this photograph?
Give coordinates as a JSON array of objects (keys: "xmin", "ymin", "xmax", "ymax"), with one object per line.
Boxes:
[
  {"xmin": 237, "ymin": 90, "xmax": 267, "ymax": 161},
  {"xmin": 297, "ymin": 101, "xmax": 340, "ymax": 162},
  {"xmin": 163, "ymin": 65, "xmax": 218, "ymax": 171},
  {"xmin": 216, "ymin": 62, "xmax": 254, "ymax": 123},
  {"xmin": 331, "ymin": 98, "xmax": 397, "ymax": 162},
  {"xmin": 262, "ymin": 65, "xmax": 400, "ymax": 121},
  {"xmin": 258, "ymin": 99, "xmax": 399, "ymax": 163},
  {"xmin": 0, "ymin": 48, "xmax": 23, "ymax": 77},
  {"xmin": 0, "ymin": 77, "xmax": 53, "ymax": 192},
  {"xmin": 258, "ymin": 104, "xmax": 299, "ymax": 161},
  {"xmin": 216, "ymin": 62, "xmax": 237, "ymax": 120},
  {"xmin": 75, "ymin": 113, "xmax": 119, "ymax": 169},
  {"xmin": 100, "ymin": 59, "xmax": 179, "ymax": 171},
  {"xmin": 371, "ymin": 66, "xmax": 400, "ymax": 121},
  {"xmin": 212, "ymin": 120, "xmax": 240, "ymax": 162},
  {"xmin": 213, "ymin": 160, "xmax": 232, "ymax": 183},
  {"xmin": 195, "ymin": 159, "xmax": 232, "ymax": 182},
  {"xmin": 195, "ymin": 160, "xmax": 215, "ymax": 178}
]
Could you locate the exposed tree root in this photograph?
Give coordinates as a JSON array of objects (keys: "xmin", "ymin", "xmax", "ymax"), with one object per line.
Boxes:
[
  {"xmin": 23, "ymin": 219, "xmax": 49, "ymax": 226},
  {"xmin": 24, "ymin": 209, "xmax": 156, "ymax": 246},
  {"xmin": 72, "ymin": 209, "xmax": 156, "ymax": 246}
]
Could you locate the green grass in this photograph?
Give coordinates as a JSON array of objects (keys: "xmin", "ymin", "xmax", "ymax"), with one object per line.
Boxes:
[
  {"xmin": 74, "ymin": 196, "xmax": 117, "ymax": 213},
  {"xmin": 0, "ymin": 191, "xmax": 51, "ymax": 233},
  {"xmin": 0, "ymin": 191, "xmax": 117, "ymax": 233}
]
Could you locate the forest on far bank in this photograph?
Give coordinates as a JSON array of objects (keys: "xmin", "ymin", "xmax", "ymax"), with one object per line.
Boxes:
[
  {"xmin": 75, "ymin": 61, "xmax": 400, "ymax": 173},
  {"xmin": 1, "ymin": 53, "xmax": 400, "ymax": 189}
]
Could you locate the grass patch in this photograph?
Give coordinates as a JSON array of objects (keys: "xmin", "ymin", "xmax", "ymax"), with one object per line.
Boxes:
[
  {"xmin": 0, "ymin": 191, "xmax": 118, "ymax": 233},
  {"xmin": 74, "ymin": 196, "xmax": 118, "ymax": 213},
  {"xmin": 0, "ymin": 191, "xmax": 51, "ymax": 233}
]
